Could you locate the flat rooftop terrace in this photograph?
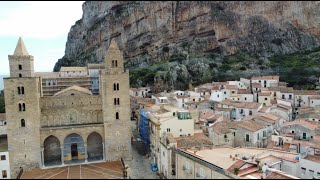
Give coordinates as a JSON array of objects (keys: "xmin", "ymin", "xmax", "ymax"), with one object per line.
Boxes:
[
  {"xmin": 182, "ymin": 147, "xmax": 298, "ymax": 170},
  {"xmin": 21, "ymin": 161, "xmax": 124, "ymax": 179}
]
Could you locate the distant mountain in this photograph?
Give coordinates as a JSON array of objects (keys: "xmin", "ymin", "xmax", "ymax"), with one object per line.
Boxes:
[{"xmin": 0, "ymin": 75, "xmax": 9, "ymax": 91}]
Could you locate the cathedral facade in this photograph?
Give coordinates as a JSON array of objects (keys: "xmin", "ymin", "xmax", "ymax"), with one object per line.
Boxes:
[{"xmin": 4, "ymin": 37, "xmax": 132, "ymax": 178}]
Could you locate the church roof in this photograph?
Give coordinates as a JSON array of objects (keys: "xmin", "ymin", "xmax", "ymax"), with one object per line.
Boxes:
[
  {"xmin": 53, "ymin": 85, "xmax": 93, "ymax": 96},
  {"xmin": 13, "ymin": 37, "xmax": 29, "ymax": 56}
]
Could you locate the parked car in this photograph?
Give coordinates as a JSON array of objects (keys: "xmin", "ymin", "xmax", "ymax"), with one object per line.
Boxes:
[{"xmin": 151, "ymin": 163, "xmax": 158, "ymax": 172}]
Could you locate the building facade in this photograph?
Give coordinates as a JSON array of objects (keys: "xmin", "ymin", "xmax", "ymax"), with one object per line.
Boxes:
[{"xmin": 4, "ymin": 37, "xmax": 131, "ymax": 178}]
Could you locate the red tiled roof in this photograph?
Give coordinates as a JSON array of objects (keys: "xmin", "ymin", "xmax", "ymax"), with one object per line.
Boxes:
[{"xmin": 283, "ymin": 119, "xmax": 318, "ymax": 130}]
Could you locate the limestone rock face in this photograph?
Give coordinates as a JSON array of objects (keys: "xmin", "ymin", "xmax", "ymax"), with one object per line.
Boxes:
[{"xmin": 54, "ymin": 1, "xmax": 320, "ymax": 88}]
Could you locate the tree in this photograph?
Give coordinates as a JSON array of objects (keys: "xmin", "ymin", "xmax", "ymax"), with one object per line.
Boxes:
[{"xmin": 0, "ymin": 90, "xmax": 5, "ymax": 113}]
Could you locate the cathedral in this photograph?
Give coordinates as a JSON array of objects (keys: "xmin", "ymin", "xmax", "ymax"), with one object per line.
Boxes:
[{"xmin": 4, "ymin": 37, "xmax": 132, "ymax": 178}]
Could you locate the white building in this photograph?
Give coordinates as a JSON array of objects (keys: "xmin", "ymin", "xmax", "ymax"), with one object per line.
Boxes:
[
  {"xmin": 251, "ymin": 75, "xmax": 279, "ymax": 88},
  {"xmin": 0, "ymin": 136, "xmax": 10, "ymax": 179},
  {"xmin": 309, "ymin": 96, "xmax": 320, "ymax": 107},
  {"xmin": 148, "ymin": 105, "xmax": 195, "ymax": 172},
  {"xmin": 217, "ymin": 100, "xmax": 263, "ymax": 120},
  {"xmin": 299, "ymin": 154, "xmax": 320, "ymax": 179}
]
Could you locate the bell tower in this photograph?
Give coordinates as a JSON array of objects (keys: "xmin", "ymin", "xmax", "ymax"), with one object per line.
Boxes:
[
  {"xmin": 4, "ymin": 37, "xmax": 41, "ymax": 178},
  {"xmin": 101, "ymin": 39, "xmax": 132, "ymax": 161},
  {"xmin": 8, "ymin": 37, "xmax": 35, "ymax": 77}
]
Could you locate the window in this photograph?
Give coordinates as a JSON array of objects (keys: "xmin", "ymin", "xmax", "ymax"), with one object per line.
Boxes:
[
  {"xmin": 301, "ymin": 167, "xmax": 306, "ymax": 175},
  {"xmin": 21, "ymin": 87, "xmax": 24, "ymax": 94},
  {"xmin": 240, "ymin": 109, "xmax": 243, "ymax": 114},
  {"xmin": 265, "ymin": 98, "xmax": 267, "ymax": 101},
  {"xmin": 19, "ymin": 73, "xmax": 22, "ymax": 77},
  {"xmin": 245, "ymin": 97, "xmax": 247, "ymax": 101},
  {"xmin": 21, "ymin": 119, "xmax": 25, "ymax": 127},
  {"xmin": 2, "ymin": 170, "xmax": 7, "ymax": 178},
  {"xmin": 224, "ymin": 134, "xmax": 227, "ymax": 138},
  {"xmin": 312, "ymin": 101, "xmax": 314, "ymax": 104},
  {"xmin": 112, "ymin": 60, "xmax": 114, "ymax": 67},
  {"xmin": 263, "ymin": 131, "xmax": 267, "ymax": 137},
  {"xmin": 185, "ymin": 161, "xmax": 191, "ymax": 170},
  {"xmin": 217, "ymin": 95, "xmax": 219, "ymax": 98},
  {"xmin": 0, "ymin": 155, "xmax": 5, "ymax": 160},
  {"xmin": 117, "ymin": 83, "xmax": 119, "ymax": 90},
  {"xmin": 282, "ymin": 94, "xmax": 285, "ymax": 99},
  {"xmin": 309, "ymin": 170, "xmax": 314, "ymax": 177},
  {"xmin": 117, "ymin": 98, "xmax": 120, "ymax": 105},
  {"xmin": 19, "ymin": 64, "xmax": 22, "ymax": 70},
  {"xmin": 257, "ymin": 133, "xmax": 260, "ymax": 140},
  {"xmin": 249, "ymin": 110, "xmax": 252, "ymax": 115},
  {"xmin": 289, "ymin": 95, "xmax": 292, "ymax": 99},
  {"xmin": 233, "ymin": 132, "xmax": 235, "ymax": 136},
  {"xmin": 245, "ymin": 134, "xmax": 250, "ymax": 142},
  {"xmin": 114, "ymin": 98, "xmax": 117, "ymax": 105},
  {"xmin": 115, "ymin": 60, "xmax": 118, "ymax": 67},
  {"xmin": 18, "ymin": 87, "xmax": 21, "ymax": 94},
  {"xmin": 19, "ymin": 103, "xmax": 25, "ymax": 111},
  {"xmin": 232, "ymin": 91, "xmax": 235, "ymax": 94},
  {"xmin": 317, "ymin": 172, "xmax": 320, "ymax": 177},
  {"xmin": 167, "ymin": 128, "xmax": 170, "ymax": 132},
  {"xmin": 292, "ymin": 131, "xmax": 295, "ymax": 134},
  {"xmin": 303, "ymin": 132, "xmax": 307, "ymax": 139},
  {"xmin": 116, "ymin": 112, "xmax": 119, "ymax": 120},
  {"xmin": 199, "ymin": 167, "xmax": 205, "ymax": 178},
  {"xmin": 173, "ymin": 112, "xmax": 175, "ymax": 116},
  {"xmin": 114, "ymin": 83, "xmax": 116, "ymax": 91},
  {"xmin": 224, "ymin": 91, "xmax": 226, "ymax": 94}
]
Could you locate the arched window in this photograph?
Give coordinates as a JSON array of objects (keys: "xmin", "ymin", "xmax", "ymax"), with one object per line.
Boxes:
[
  {"xmin": 19, "ymin": 74, "xmax": 22, "ymax": 77},
  {"xmin": 22, "ymin": 103, "xmax": 26, "ymax": 111},
  {"xmin": 115, "ymin": 60, "xmax": 118, "ymax": 67},
  {"xmin": 113, "ymin": 83, "xmax": 116, "ymax": 91},
  {"xmin": 117, "ymin": 98, "xmax": 120, "ymax": 105},
  {"xmin": 19, "ymin": 104, "xmax": 22, "ymax": 111},
  {"xmin": 18, "ymin": 87, "xmax": 21, "ymax": 94},
  {"xmin": 21, "ymin": 119, "xmax": 25, "ymax": 127},
  {"xmin": 112, "ymin": 60, "xmax": 114, "ymax": 67},
  {"xmin": 117, "ymin": 83, "xmax": 119, "ymax": 91},
  {"xmin": 19, "ymin": 64, "xmax": 22, "ymax": 70},
  {"xmin": 116, "ymin": 112, "xmax": 119, "ymax": 120},
  {"xmin": 114, "ymin": 98, "xmax": 117, "ymax": 105},
  {"xmin": 21, "ymin": 87, "xmax": 24, "ymax": 94}
]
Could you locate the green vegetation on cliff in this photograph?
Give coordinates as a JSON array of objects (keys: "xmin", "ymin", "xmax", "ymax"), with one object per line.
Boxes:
[{"xmin": 129, "ymin": 46, "xmax": 320, "ymax": 90}]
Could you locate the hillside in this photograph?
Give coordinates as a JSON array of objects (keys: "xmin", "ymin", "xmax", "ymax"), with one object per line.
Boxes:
[{"xmin": 54, "ymin": 1, "xmax": 320, "ymax": 91}]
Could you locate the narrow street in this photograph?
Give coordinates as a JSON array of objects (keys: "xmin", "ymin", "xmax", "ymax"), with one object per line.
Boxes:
[{"xmin": 125, "ymin": 121, "xmax": 160, "ymax": 179}]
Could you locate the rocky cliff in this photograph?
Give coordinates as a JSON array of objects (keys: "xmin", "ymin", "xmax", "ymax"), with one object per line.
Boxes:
[{"xmin": 54, "ymin": 1, "xmax": 320, "ymax": 90}]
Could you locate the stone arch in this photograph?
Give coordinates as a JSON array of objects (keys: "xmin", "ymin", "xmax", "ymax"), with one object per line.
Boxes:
[
  {"xmin": 87, "ymin": 132, "xmax": 103, "ymax": 161},
  {"xmin": 63, "ymin": 133, "xmax": 85, "ymax": 164},
  {"xmin": 43, "ymin": 135, "xmax": 61, "ymax": 166}
]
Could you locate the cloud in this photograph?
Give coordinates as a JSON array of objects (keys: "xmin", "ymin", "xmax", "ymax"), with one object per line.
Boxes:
[{"xmin": 0, "ymin": 1, "xmax": 84, "ymax": 39}]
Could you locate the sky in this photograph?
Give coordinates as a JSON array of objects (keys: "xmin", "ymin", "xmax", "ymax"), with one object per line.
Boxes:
[{"xmin": 0, "ymin": 1, "xmax": 84, "ymax": 75}]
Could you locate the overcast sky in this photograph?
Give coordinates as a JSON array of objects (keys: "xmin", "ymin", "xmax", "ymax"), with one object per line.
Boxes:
[{"xmin": 0, "ymin": 1, "xmax": 84, "ymax": 75}]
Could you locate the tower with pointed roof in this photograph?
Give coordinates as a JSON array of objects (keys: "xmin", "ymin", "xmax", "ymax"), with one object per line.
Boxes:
[
  {"xmin": 8, "ymin": 37, "xmax": 35, "ymax": 77},
  {"xmin": 101, "ymin": 39, "xmax": 132, "ymax": 160},
  {"xmin": 4, "ymin": 37, "xmax": 41, "ymax": 177}
]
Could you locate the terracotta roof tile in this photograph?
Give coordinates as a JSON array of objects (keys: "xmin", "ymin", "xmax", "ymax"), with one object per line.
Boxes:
[
  {"xmin": 238, "ymin": 120, "xmax": 266, "ymax": 132},
  {"xmin": 251, "ymin": 76, "xmax": 279, "ymax": 81}
]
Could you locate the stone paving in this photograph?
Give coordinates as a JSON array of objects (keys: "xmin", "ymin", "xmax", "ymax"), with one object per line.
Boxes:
[
  {"xmin": 20, "ymin": 161, "xmax": 124, "ymax": 179},
  {"xmin": 124, "ymin": 121, "xmax": 160, "ymax": 179}
]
